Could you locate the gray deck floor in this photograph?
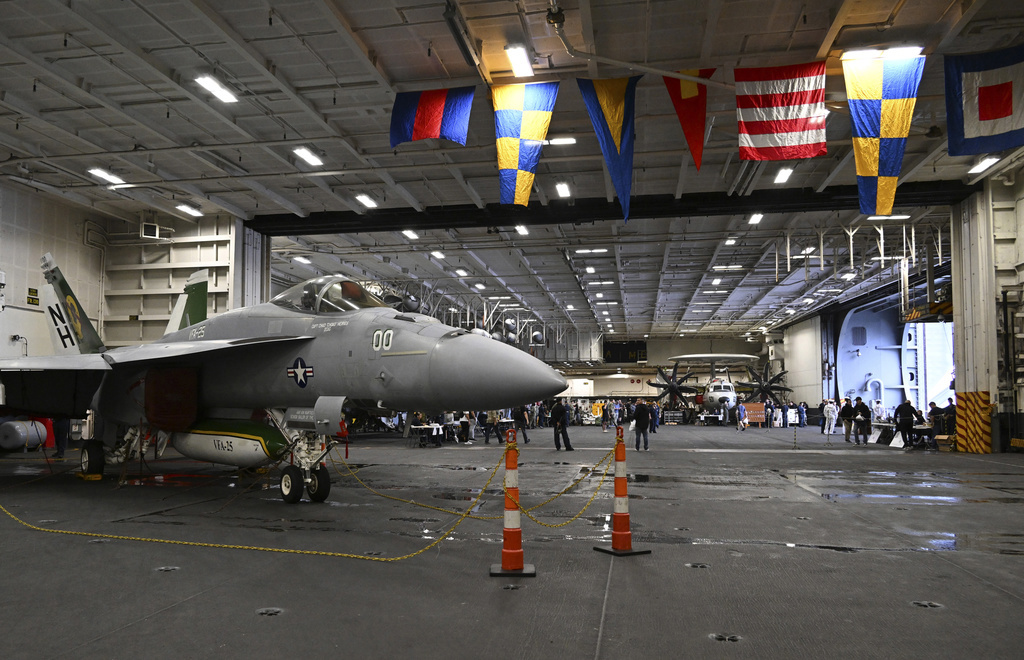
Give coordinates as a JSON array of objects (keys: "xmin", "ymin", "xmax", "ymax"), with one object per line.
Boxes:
[{"xmin": 2, "ymin": 423, "xmax": 1023, "ymax": 659}]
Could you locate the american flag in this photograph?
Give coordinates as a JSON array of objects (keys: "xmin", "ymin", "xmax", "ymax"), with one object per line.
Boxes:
[{"xmin": 735, "ymin": 61, "xmax": 827, "ymax": 161}]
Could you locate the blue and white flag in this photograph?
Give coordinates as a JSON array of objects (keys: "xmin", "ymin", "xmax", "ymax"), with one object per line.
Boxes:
[{"xmin": 945, "ymin": 44, "xmax": 1024, "ymax": 156}]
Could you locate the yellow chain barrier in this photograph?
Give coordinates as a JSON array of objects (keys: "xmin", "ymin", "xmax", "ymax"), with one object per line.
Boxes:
[
  {"xmin": 0, "ymin": 440, "xmax": 616, "ymax": 560},
  {"xmin": 330, "ymin": 445, "xmax": 615, "ymax": 521},
  {"xmin": 505, "ymin": 449, "xmax": 616, "ymax": 528},
  {"xmin": 0, "ymin": 448, "xmax": 506, "ymax": 563}
]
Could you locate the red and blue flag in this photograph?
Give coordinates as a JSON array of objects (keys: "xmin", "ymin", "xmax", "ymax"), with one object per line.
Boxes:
[{"xmin": 390, "ymin": 86, "xmax": 476, "ymax": 148}]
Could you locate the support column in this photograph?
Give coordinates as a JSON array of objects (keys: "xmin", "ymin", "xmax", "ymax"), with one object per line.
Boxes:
[{"xmin": 951, "ymin": 190, "xmax": 999, "ymax": 452}]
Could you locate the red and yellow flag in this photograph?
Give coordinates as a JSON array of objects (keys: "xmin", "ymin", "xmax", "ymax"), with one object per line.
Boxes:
[{"xmin": 662, "ymin": 69, "xmax": 715, "ymax": 170}]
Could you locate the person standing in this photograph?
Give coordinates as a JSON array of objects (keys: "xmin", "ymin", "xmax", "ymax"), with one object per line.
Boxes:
[
  {"xmin": 764, "ymin": 399, "xmax": 775, "ymax": 430},
  {"xmin": 780, "ymin": 401, "xmax": 790, "ymax": 428},
  {"xmin": 51, "ymin": 417, "xmax": 70, "ymax": 460},
  {"xmin": 839, "ymin": 398, "xmax": 855, "ymax": 443},
  {"xmin": 797, "ymin": 402, "xmax": 807, "ymax": 427},
  {"xmin": 633, "ymin": 399, "xmax": 650, "ymax": 450},
  {"xmin": 650, "ymin": 401, "xmax": 660, "ymax": 433},
  {"xmin": 894, "ymin": 399, "xmax": 920, "ymax": 447},
  {"xmin": 601, "ymin": 402, "xmax": 610, "ymax": 432},
  {"xmin": 513, "ymin": 405, "xmax": 531, "ymax": 444},
  {"xmin": 484, "ymin": 409, "xmax": 501, "ymax": 443},
  {"xmin": 818, "ymin": 399, "xmax": 827, "ymax": 433},
  {"xmin": 736, "ymin": 401, "xmax": 747, "ymax": 432},
  {"xmin": 823, "ymin": 399, "xmax": 839, "ymax": 435},
  {"xmin": 550, "ymin": 399, "xmax": 573, "ymax": 451},
  {"xmin": 853, "ymin": 396, "xmax": 872, "ymax": 445}
]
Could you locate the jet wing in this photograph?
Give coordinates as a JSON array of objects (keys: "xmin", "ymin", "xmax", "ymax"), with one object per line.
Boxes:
[
  {"xmin": 0, "ymin": 353, "xmax": 110, "ymax": 417},
  {"xmin": 102, "ymin": 336, "xmax": 312, "ymax": 365},
  {"xmin": 0, "ymin": 336, "xmax": 311, "ymax": 418}
]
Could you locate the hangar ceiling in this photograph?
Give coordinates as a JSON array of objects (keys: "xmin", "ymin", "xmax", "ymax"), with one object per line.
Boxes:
[{"xmin": 0, "ymin": 0, "xmax": 1021, "ymax": 344}]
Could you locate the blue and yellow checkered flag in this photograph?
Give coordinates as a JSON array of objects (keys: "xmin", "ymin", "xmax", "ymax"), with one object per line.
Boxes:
[
  {"xmin": 842, "ymin": 54, "xmax": 925, "ymax": 215},
  {"xmin": 493, "ymin": 82, "xmax": 559, "ymax": 206}
]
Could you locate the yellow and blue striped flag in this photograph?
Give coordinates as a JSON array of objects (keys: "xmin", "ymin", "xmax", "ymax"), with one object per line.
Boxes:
[
  {"xmin": 842, "ymin": 55, "xmax": 925, "ymax": 215},
  {"xmin": 577, "ymin": 76, "xmax": 642, "ymax": 220},
  {"xmin": 493, "ymin": 82, "xmax": 560, "ymax": 206}
]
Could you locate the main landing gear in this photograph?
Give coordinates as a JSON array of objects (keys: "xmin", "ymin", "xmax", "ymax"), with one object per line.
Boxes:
[{"xmin": 277, "ymin": 434, "xmax": 335, "ymax": 503}]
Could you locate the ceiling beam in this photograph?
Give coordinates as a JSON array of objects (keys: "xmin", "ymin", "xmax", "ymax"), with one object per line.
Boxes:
[{"xmin": 247, "ymin": 181, "xmax": 981, "ymax": 236}]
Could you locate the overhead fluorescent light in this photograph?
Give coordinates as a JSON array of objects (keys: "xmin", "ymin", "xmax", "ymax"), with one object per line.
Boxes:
[
  {"xmin": 748, "ymin": 213, "xmax": 763, "ymax": 225},
  {"xmin": 175, "ymin": 203, "xmax": 203, "ymax": 217},
  {"xmin": 595, "ymin": 301, "xmax": 619, "ymax": 305},
  {"xmin": 702, "ymin": 290, "xmax": 728, "ymax": 294},
  {"xmin": 356, "ymin": 194, "xmax": 378, "ymax": 208},
  {"xmin": 712, "ymin": 278, "xmax": 722, "ymax": 285},
  {"xmin": 785, "ymin": 309, "xmax": 796, "ymax": 315},
  {"xmin": 515, "ymin": 225, "xmax": 529, "ymax": 235},
  {"xmin": 819, "ymin": 288, "xmax": 843, "ymax": 293},
  {"xmin": 474, "ymin": 283, "xmax": 486, "ymax": 290},
  {"xmin": 968, "ymin": 156, "xmax": 1000, "ymax": 174},
  {"xmin": 595, "ymin": 292, "xmax": 604, "ymax": 298},
  {"xmin": 602, "ymin": 311, "xmax": 609, "ymax": 316},
  {"xmin": 455, "ymin": 269, "xmax": 468, "ymax": 277},
  {"xmin": 725, "ymin": 238, "xmax": 737, "ymax": 245},
  {"xmin": 885, "ymin": 46, "xmax": 924, "ymax": 59},
  {"xmin": 595, "ymin": 280, "xmax": 615, "ymax": 285},
  {"xmin": 431, "ymin": 251, "xmax": 446, "ymax": 259},
  {"xmin": 567, "ymin": 305, "xmax": 574, "ymax": 310},
  {"xmin": 774, "ymin": 168, "xmax": 793, "ymax": 184},
  {"xmin": 801, "ymin": 247, "xmax": 815, "ymax": 255},
  {"xmin": 87, "ymin": 168, "xmax": 125, "ymax": 185},
  {"xmin": 488, "ymin": 296, "xmax": 512, "ymax": 300},
  {"xmin": 402, "ymin": 229, "xmax": 418, "ymax": 239},
  {"xmin": 841, "ymin": 272, "xmax": 856, "ymax": 280},
  {"xmin": 585, "ymin": 266, "xmax": 595, "ymax": 274},
  {"xmin": 195, "ymin": 74, "xmax": 237, "ymax": 103},
  {"xmin": 842, "ymin": 49, "xmax": 883, "ymax": 61},
  {"xmin": 802, "ymin": 298, "xmax": 815, "ymax": 304},
  {"xmin": 843, "ymin": 46, "xmax": 922, "ymax": 61},
  {"xmin": 591, "ymin": 248, "xmax": 608, "ymax": 253},
  {"xmin": 293, "ymin": 256, "xmax": 311, "ymax": 264},
  {"xmin": 505, "ymin": 44, "xmax": 534, "ymax": 77},
  {"xmin": 867, "ymin": 214, "xmax": 911, "ymax": 220},
  {"xmin": 293, "ymin": 147, "xmax": 323, "ymax": 167},
  {"xmin": 544, "ymin": 137, "xmax": 577, "ymax": 146},
  {"xmin": 556, "ymin": 182, "xmax": 571, "ymax": 198},
  {"xmin": 712, "ymin": 265, "xmax": 744, "ymax": 271}
]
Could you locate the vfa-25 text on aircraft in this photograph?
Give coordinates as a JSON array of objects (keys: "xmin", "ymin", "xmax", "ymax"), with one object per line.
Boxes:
[{"xmin": 0, "ymin": 272, "xmax": 567, "ymax": 502}]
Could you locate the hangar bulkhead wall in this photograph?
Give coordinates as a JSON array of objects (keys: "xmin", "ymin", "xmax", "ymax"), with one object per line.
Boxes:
[
  {"xmin": 0, "ymin": 182, "xmax": 103, "ymax": 359},
  {"xmin": 0, "ymin": 180, "xmax": 267, "ymax": 356},
  {"xmin": 959, "ymin": 175, "xmax": 1024, "ymax": 452}
]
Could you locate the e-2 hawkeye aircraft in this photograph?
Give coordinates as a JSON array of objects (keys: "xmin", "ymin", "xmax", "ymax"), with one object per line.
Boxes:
[{"xmin": 0, "ymin": 274, "xmax": 567, "ymax": 502}]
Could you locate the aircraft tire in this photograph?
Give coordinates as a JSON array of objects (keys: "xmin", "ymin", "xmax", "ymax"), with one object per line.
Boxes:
[
  {"xmin": 280, "ymin": 465, "xmax": 304, "ymax": 503},
  {"xmin": 81, "ymin": 441, "xmax": 105, "ymax": 476},
  {"xmin": 307, "ymin": 464, "xmax": 331, "ymax": 502}
]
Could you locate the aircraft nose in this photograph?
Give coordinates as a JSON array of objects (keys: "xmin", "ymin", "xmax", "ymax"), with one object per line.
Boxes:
[{"xmin": 429, "ymin": 333, "xmax": 567, "ymax": 409}]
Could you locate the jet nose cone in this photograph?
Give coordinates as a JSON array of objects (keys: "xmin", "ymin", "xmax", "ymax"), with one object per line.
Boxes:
[{"xmin": 430, "ymin": 334, "xmax": 566, "ymax": 409}]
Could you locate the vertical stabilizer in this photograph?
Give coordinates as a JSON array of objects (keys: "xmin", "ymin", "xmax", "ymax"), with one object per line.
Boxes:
[
  {"xmin": 40, "ymin": 253, "xmax": 106, "ymax": 355},
  {"xmin": 164, "ymin": 269, "xmax": 209, "ymax": 334}
]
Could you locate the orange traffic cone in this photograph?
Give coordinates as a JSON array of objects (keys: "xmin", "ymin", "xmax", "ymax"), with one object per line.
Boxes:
[
  {"xmin": 490, "ymin": 429, "xmax": 536, "ymax": 577},
  {"xmin": 594, "ymin": 426, "xmax": 651, "ymax": 557}
]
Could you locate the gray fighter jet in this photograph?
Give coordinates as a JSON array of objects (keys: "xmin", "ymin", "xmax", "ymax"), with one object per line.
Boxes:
[{"xmin": 0, "ymin": 275, "xmax": 567, "ymax": 502}]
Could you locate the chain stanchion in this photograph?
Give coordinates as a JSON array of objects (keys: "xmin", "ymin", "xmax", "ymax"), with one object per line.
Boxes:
[
  {"xmin": 594, "ymin": 426, "xmax": 651, "ymax": 557},
  {"xmin": 491, "ymin": 429, "xmax": 536, "ymax": 577}
]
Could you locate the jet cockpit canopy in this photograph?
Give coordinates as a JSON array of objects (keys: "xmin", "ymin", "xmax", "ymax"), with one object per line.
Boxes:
[{"xmin": 271, "ymin": 276, "xmax": 389, "ymax": 314}]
